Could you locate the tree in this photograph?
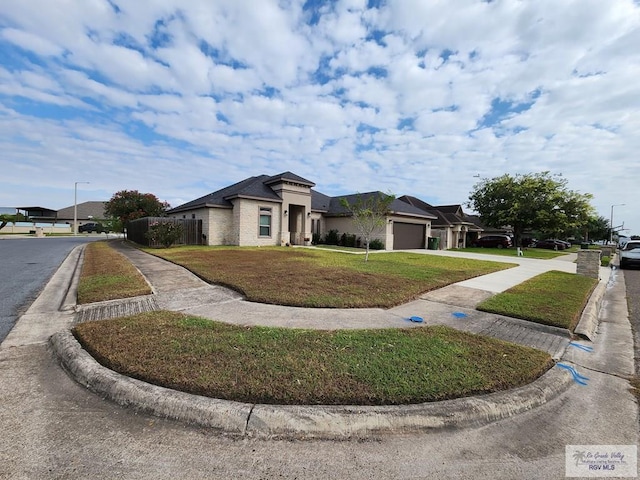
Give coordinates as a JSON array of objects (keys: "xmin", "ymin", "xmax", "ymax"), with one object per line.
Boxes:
[
  {"xmin": 0, "ymin": 212, "xmax": 26, "ymax": 231},
  {"xmin": 104, "ymin": 190, "xmax": 170, "ymax": 229},
  {"xmin": 583, "ymin": 215, "xmax": 610, "ymax": 242},
  {"xmin": 467, "ymin": 172, "xmax": 594, "ymax": 247},
  {"xmin": 340, "ymin": 192, "xmax": 395, "ymax": 261}
]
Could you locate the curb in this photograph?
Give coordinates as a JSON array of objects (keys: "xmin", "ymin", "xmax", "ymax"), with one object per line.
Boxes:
[
  {"xmin": 574, "ymin": 257, "xmax": 615, "ymax": 341},
  {"xmin": 50, "ymin": 330, "xmax": 574, "ymax": 439}
]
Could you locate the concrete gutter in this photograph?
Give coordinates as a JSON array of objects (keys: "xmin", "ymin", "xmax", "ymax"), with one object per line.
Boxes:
[
  {"xmin": 50, "ymin": 330, "xmax": 574, "ymax": 439},
  {"xmin": 574, "ymin": 258, "xmax": 616, "ymax": 341}
]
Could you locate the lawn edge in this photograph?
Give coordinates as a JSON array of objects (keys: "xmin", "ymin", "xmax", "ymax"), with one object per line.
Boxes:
[{"xmin": 50, "ymin": 329, "xmax": 573, "ymax": 439}]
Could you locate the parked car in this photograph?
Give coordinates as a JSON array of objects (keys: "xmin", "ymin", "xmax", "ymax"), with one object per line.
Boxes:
[
  {"xmin": 473, "ymin": 235, "xmax": 513, "ymax": 249},
  {"xmin": 535, "ymin": 239, "xmax": 568, "ymax": 250},
  {"xmin": 619, "ymin": 240, "xmax": 640, "ymax": 269},
  {"xmin": 78, "ymin": 222, "xmax": 102, "ymax": 233}
]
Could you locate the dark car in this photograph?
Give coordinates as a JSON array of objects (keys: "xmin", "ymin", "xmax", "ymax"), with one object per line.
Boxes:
[
  {"xmin": 535, "ymin": 239, "xmax": 568, "ymax": 250},
  {"xmin": 473, "ymin": 235, "xmax": 513, "ymax": 249},
  {"xmin": 78, "ymin": 222, "xmax": 102, "ymax": 233}
]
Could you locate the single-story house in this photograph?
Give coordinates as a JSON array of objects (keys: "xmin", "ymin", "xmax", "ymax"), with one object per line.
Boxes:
[
  {"xmin": 398, "ymin": 196, "xmax": 483, "ymax": 249},
  {"xmin": 56, "ymin": 201, "xmax": 108, "ymax": 227},
  {"xmin": 167, "ymin": 172, "xmax": 437, "ymax": 250}
]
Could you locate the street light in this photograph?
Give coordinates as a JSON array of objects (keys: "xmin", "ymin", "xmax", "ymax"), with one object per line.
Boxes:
[
  {"xmin": 74, "ymin": 181, "xmax": 90, "ymax": 235},
  {"xmin": 610, "ymin": 203, "xmax": 625, "ymax": 244}
]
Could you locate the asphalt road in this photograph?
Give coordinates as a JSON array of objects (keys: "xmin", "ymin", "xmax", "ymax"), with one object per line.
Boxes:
[{"xmin": 0, "ymin": 236, "xmax": 99, "ymax": 342}]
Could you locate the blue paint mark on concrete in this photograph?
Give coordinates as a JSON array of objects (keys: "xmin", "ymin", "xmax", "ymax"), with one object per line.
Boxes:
[
  {"xmin": 569, "ymin": 342, "xmax": 594, "ymax": 352},
  {"xmin": 557, "ymin": 363, "xmax": 589, "ymax": 386},
  {"xmin": 452, "ymin": 312, "xmax": 468, "ymax": 318}
]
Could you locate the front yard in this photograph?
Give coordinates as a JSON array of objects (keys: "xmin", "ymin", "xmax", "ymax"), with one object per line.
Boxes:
[
  {"xmin": 144, "ymin": 246, "xmax": 514, "ymax": 308},
  {"xmin": 72, "ymin": 241, "xmax": 554, "ymax": 405}
]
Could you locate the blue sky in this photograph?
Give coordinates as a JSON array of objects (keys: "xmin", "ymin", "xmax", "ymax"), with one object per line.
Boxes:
[{"xmin": 1, "ymin": 0, "xmax": 639, "ymax": 234}]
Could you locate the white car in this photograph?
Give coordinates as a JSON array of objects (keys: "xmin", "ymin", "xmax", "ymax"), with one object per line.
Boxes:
[{"xmin": 619, "ymin": 240, "xmax": 640, "ymax": 269}]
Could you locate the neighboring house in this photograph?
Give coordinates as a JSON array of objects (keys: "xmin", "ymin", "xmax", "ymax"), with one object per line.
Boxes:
[
  {"xmin": 56, "ymin": 201, "xmax": 108, "ymax": 228},
  {"xmin": 16, "ymin": 206, "xmax": 58, "ymax": 221},
  {"xmin": 398, "ymin": 196, "xmax": 482, "ymax": 249},
  {"xmin": 167, "ymin": 171, "xmax": 437, "ymax": 250}
]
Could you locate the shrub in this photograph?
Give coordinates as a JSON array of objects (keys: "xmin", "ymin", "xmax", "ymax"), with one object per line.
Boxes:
[
  {"xmin": 325, "ymin": 229, "xmax": 339, "ymax": 245},
  {"xmin": 146, "ymin": 221, "xmax": 184, "ymax": 248},
  {"xmin": 312, "ymin": 233, "xmax": 322, "ymax": 245},
  {"xmin": 369, "ymin": 238, "xmax": 384, "ymax": 250}
]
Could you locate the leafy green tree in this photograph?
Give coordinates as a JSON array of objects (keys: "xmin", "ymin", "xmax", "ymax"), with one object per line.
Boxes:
[
  {"xmin": 0, "ymin": 212, "xmax": 26, "ymax": 231},
  {"xmin": 104, "ymin": 190, "xmax": 170, "ymax": 229},
  {"xmin": 583, "ymin": 215, "xmax": 610, "ymax": 242},
  {"xmin": 468, "ymin": 172, "xmax": 594, "ymax": 247},
  {"xmin": 340, "ymin": 192, "xmax": 395, "ymax": 261}
]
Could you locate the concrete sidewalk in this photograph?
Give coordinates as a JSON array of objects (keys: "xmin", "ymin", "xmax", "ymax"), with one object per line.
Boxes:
[
  {"xmin": 4, "ymin": 240, "xmax": 615, "ymax": 439},
  {"xmin": 87, "ymin": 241, "xmax": 597, "ymax": 358}
]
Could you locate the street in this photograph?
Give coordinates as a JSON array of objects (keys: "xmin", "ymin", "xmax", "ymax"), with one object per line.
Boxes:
[
  {"xmin": 0, "ymin": 237, "xmax": 98, "ymax": 342},
  {"xmin": 0, "ymin": 243, "xmax": 637, "ymax": 479}
]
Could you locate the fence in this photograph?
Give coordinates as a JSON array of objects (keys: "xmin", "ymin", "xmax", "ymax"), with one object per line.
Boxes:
[{"xmin": 126, "ymin": 217, "xmax": 203, "ymax": 247}]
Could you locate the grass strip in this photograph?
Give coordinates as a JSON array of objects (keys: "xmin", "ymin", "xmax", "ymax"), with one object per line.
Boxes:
[
  {"xmin": 145, "ymin": 246, "xmax": 513, "ymax": 308},
  {"xmin": 476, "ymin": 271, "xmax": 598, "ymax": 330},
  {"xmin": 73, "ymin": 311, "xmax": 552, "ymax": 406},
  {"xmin": 453, "ymin": 247, "xmax": 570, "ymax": 259},
  {"xmin": 77, "ymin": 241, "xmax": 152, "ymax": 304}
]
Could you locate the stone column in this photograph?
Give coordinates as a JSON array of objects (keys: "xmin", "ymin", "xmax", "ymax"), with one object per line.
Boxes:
[{"xmin": 577, "ymin": 249, "xmax": 601, "ymax": 279}]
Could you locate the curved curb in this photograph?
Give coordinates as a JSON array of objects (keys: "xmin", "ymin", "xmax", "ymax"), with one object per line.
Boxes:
[
  {"xmin": 50, "ymin": 330, "xmax": 574, "ymax": 439},
  {"xmin": 574, "ymin": 260, "xmax": 615, "ymax": 341}
]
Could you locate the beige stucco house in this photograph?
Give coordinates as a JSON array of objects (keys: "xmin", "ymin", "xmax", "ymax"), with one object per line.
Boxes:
[
  {"xmin": 398, "ymin": 196, "xmax": 485, "ymax": 249},
  {"xmin": 167, "ymin": 172, "xmax": 436, "ymax": 250}
]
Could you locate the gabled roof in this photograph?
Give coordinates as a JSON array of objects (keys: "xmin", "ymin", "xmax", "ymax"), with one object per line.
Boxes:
[
  {"xmin": 57, "ymin": 201, "xmax": 107, "ymax": 220},
  {"xmin": 317, "ymin": 191, "xmax": 436, "ymax": 219},
  {"xmin": 169, "ymin": 173, "xmax": 315, "ymax": 214},
  {"xmin": 264, "ymin": 171, "xmax": 315, "ymax": 187},
  {"xmin": 398, "ymin": 196, "xmax": 479, "ymax": 228}
]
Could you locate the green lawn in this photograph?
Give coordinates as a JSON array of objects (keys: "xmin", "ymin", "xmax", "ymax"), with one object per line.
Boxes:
[
  {"xmin": 77, "ymin": 241, "xmax": 151, "ymax": 304},
  {"xmin": 73, "ymin": 311, "xmax": 552, "ymax": 406},
  {"xmin": 476, "ymin": 270, "xmax": 598, "ymax": 330},
  {"xmin": 145, "ymin": 246, "xmax": 515, "ymax": 308}
]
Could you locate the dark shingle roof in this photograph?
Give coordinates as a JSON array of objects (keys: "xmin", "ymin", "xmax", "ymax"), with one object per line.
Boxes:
[
  {"xmin": 169, "ymin": 173, "xmax": 316, "ymax": 214},
  {"xmin": 318, "ymin": 191, "xmax": 436, "ymax": 219},
  {"xmin": 311, "ymin": 190, "xmax": 333, "ymax": 212},
  {"xmin": 265, "ymin": 171, "xmax": 315, "ymax": 187},
  {"xmin": 398, "ymin": 196, "xmax": 480, "ymax": 228}
]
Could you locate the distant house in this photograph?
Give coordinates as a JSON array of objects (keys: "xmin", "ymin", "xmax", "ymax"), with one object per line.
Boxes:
[
  {"xmin": 56, "ymin": 201, "xmax": 108, "ymax": 227},
  {"xmin": 167, "ymin": 172, "xmax": 436, "ymax": 250},
  {"xmin": 16, "ymin": 206, "xmax": 58, "ymax": 222}
]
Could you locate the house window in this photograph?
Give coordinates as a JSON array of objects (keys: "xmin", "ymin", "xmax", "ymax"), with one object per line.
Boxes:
[
  {"xmin": 259, "ymin": 207, "xmax": 272, "ymax": 237},
  {"xmin": 192, "ymin": 214, "xmax": 196, "ymax": 219},
  {"xmin": 311, "ymin": 218, "xmax": 321, "ymax": 235}
]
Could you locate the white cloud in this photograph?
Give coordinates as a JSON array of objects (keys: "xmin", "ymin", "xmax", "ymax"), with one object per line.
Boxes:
[
  {"xmin": 1, "ymin": 28, "xmax": 63, "ymax": 56},
  {"xmin": 0, "ymin": 0, "xmax": 639, "ymax": 233}
]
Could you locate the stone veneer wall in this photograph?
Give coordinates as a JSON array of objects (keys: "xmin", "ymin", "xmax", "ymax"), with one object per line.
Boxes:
[{"xmin": 576, "ymin": 249, "xmax": 601, "ymax": 279}]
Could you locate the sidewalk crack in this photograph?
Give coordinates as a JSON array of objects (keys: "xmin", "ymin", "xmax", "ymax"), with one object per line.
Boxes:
[{"xmin": 244, "ymin": 403, "xmax": 256, "ymax": 436}]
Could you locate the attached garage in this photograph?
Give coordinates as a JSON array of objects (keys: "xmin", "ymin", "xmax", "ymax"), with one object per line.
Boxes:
[{"xmin": 393, "ymin": 222, "xmax": 426, "ymax": 250}]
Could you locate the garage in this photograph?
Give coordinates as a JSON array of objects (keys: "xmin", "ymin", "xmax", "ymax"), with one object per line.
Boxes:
[{"xmin": 393, "ymin": 222, "xmax": 426, "ymax": 250}]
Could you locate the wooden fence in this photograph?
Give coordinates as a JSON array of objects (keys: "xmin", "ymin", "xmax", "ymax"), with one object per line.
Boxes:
[{"xmin": 126, "ymin": 217, "xmax": 203, "ymax": 247}]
